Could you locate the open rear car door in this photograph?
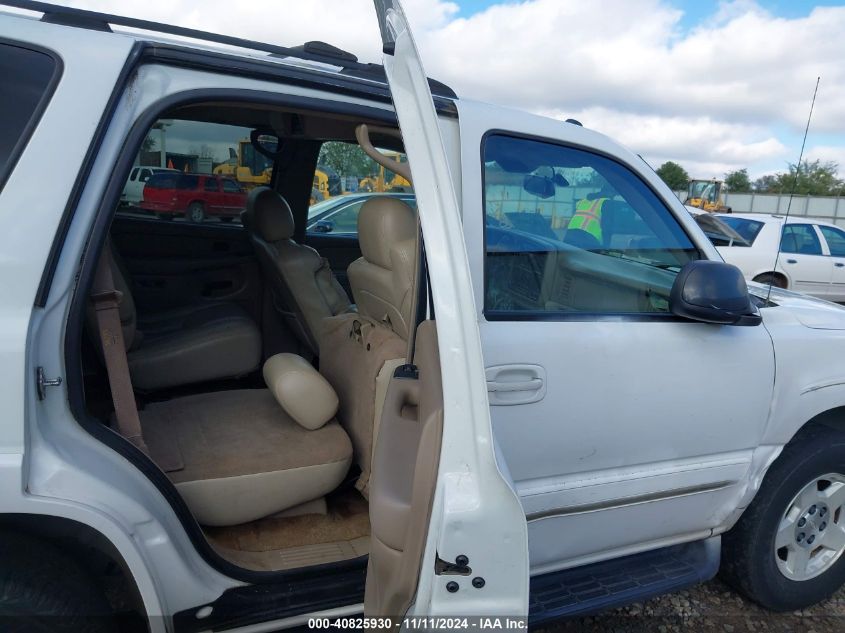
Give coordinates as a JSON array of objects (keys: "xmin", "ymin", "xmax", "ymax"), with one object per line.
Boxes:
[{"xmin": 365, "ymin": 0, "xmax": 529, "ymax": 621}]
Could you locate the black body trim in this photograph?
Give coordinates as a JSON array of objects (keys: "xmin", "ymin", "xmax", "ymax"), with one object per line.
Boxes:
[
  {"xmin": 172, "ymin": 567, "xmax": 366, "ymax": 633},
  {"xmin": 0, "ymin": 37, "xmax": 63, "ymax": 194},
  {"xmin": 529, "ymin": 538, "xmax": 720, "ymax": 626}
]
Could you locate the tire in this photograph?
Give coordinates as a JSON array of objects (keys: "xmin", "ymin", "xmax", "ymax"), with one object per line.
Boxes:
[
  {"xmin": 187, "ymin": 202, "xmax": 205, "ymax": 223},
  {"xmin": 0, "ymin": 530, "xmax": 116, "ymax": 632},
  {"xmin": 720, "ymin": 425, "xmax": 845, "ymax": 611},
  {"xmin": 753, "ymin": 273, "xmax": 786, "ymax": 289}
]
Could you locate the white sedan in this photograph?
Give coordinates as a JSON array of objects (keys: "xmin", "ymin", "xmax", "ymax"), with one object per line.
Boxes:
[{"xmin": 704, "ymin": 211, "xmax": 845, "ymax": 301}]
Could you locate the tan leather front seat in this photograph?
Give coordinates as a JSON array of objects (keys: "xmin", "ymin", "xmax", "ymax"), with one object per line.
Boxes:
[
  {"xmin": 318, "ymin": 197, "xmax": 417, "ymax": 496},
  {"xmin": 347, "ymin": 197, "xmax": 417, "ymax": 339},
  {"xmin": 244, "ymin": 187, "xmax": 352, "ymax": 355}
]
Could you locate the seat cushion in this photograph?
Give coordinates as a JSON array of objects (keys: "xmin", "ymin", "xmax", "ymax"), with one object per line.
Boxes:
[
  {"xmin": 128, "ymin": 303, "xmax": 261, "ymax": 391},
  {"xmin": 140, "ymin": 389, "xmax": 353, "ymax": 526}
]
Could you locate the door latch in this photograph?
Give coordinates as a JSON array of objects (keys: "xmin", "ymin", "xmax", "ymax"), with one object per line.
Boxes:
[
  {"xmin": 435, "ymin": 553, "xmax": 472, "ymax": 576},
  {"xmin": 36, "ymin": 367, "xmax": 63, "ymax": 401}
]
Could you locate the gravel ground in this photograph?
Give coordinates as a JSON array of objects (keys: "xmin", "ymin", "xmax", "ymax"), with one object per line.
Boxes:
[{"xmin": 539, "ymin": 578, "xmax": 845, "ymax": 633}]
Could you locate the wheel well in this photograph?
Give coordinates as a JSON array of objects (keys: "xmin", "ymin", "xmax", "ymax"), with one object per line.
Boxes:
[
  {"xmin": 752, "ymin": 271, "xmax": 787, "ymax": 288},
  {"xmin": 0, "ymin": 514, "xmax": 147, "ymax": 626},
  {"xmin": 802, "ymin": 407, "xmax": 845, "ymax": 436}
]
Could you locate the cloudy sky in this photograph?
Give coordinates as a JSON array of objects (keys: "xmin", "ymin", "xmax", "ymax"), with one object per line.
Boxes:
[{"xmin": 34, "ymin": 0, "xmax": 845, "ymax": 180}]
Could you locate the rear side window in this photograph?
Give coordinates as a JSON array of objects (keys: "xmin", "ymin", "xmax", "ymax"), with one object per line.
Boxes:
[
  {"xmin": 781, "ymin": 224, "xmax": 822, "ymax": 255},
  {"xmin": 818, "ymin": 225, "xmax": 845, "ymax": 258},
  {"xmin": 176, "ymin": 175, "xmax": 199, "ymax": 190},
  {"xmin": 117, "ymin": 118, "xmax": 269, "ymax": 223},
  {"xmin": 718, "ymin": 216, "xmax": 765, "ymax": 245},
  {"xmin": 146, "ymin": 173, "xmax": 178, "ymax": 189},
  {"xmin": 0, "ymin": 43, "xmax": 60, "ymax": 189}
]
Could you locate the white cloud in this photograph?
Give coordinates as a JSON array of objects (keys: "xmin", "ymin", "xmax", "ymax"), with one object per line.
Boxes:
[
  {"xmin": 47, "ymin": 0, "xmax": 845, "ymax": 178},
  {"xmin": 539, "ymin": 106, "xmax": 787, "ymax": 177}
]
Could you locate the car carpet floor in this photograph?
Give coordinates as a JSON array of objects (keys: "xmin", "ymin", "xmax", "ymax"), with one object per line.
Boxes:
[{"xmin": 203, "ymin": 488, "xmax": 370, "ymax": 571}]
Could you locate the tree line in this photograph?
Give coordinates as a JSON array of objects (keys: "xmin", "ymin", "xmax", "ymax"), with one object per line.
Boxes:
[{"xmin": 655, "ymin": 160, "xmax": 845, "ymax": 197}]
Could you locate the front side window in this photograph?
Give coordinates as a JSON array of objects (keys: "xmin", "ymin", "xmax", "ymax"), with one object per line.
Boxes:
[
  {"xmin": 819, "ymin": 225, "xmax": 845, "ymax": 257},
  {"xmin": 222, "ymin": 179, "xmax": 241, "ymax": 193},
  {"xmin": 307, "ymin": 142, "xmax": 414, "ymax": 237},
  {"xmin": 483, "ymin": 134, "xmax": 700, "ymax": 316},
  {"xmin": 781, "ymin": 224, "xmax": 822, "ymax": 255}
]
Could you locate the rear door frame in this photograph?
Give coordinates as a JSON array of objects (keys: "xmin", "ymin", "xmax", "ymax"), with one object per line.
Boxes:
[{"xmin": 374, "ymin": 0, "xmax": 529, "ymax": 619}]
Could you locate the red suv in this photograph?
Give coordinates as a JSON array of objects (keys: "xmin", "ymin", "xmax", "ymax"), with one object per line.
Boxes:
[{"xmin": 140, "ymin": 173, "xmax": 247, "ymax": 222}]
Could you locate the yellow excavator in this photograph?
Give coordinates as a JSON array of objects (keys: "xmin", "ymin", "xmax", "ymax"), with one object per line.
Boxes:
[
  {"xmin": 684, "ymin": 178, "xmax": 732, "ymax": 213},
  {"xmin": 311, "ymin": 164, "xmax": 343, "ymax": 204},
  {"xmin": 359, "ymin": 151, "xmax": 412, "ymax": 193},
  {"xmin": 213, "ymin": 139, "xmax": 274, "ymax": 189}
]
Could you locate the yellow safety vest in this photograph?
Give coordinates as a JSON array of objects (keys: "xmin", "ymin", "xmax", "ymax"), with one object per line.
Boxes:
[{"xmin": 567, "ymin": 198, "xmax": 606, "ymax": 242}]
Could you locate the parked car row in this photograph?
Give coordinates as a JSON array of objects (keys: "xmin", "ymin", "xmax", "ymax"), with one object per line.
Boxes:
[
  {"xmin": 122, "ymin": 171, "xmax": 249, "ymax": 222},
  {"xmin": 688, "ymin": 208, "xmax": 845, "ymax": 302}
]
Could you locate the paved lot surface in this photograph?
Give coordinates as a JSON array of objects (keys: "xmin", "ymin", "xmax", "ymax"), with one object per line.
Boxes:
[{"xmin": 539, "ymin": 577, "xmax": 845, "ymax": 633}]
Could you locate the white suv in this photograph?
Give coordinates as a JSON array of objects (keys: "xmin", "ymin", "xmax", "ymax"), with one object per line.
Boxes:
[{"xmin": 4, "ymin": 2, "xmax": 845, "ymax": 632}]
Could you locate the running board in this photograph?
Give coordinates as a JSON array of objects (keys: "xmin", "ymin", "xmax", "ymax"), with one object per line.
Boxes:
[{"xmin": 529, "ymin": 537, "xmax": 720, "ymax": 626}]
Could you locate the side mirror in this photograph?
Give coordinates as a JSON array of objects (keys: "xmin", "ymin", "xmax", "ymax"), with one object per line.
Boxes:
[
  {"xmin": 312, "ymin": 220, "xmax": 334, "ymax": 234},
  {"xmin": 669, "ymin": 260, "xmax": 761, "ymax": 326}
]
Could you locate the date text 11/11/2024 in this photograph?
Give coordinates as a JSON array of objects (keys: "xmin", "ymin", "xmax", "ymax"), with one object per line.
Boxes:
[{"xmin": 308, "ymin": 617, "xmax": 529, "ymax": 630}]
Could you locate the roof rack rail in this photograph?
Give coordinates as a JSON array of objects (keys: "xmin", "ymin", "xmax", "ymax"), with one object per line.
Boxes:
[
  {"xmin": 4, "ymin": 0, "xmax": 364, "ymax": 69},
  {"xmin": 1, "ymin": 0, "xmax": 458, "ymax": 99}
]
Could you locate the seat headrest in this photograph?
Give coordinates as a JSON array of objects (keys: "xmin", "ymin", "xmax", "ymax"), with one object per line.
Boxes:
[
  {"xmin": 263, "ymin": 353, "xmax": 339, "ymax": 430},
  {"xmin": 358, "ymin": 197, "xmax": 416, "ymax": 268},
  {"xmin": 247, "ymin": 187, "xmax": 295, "ymax": 242}
]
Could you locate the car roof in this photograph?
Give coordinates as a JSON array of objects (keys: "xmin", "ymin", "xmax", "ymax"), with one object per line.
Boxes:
[{"xmin": 716, "ymin": 212, "xmax": 842, "ymax": 228}]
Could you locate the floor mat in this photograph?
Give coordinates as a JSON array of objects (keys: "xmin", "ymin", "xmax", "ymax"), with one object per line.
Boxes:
[{"xmin": 204, "ymin": 488, "xmax": 370, "ymax": 571}]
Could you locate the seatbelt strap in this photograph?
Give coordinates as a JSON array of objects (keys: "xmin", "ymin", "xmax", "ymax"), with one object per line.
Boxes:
[
  {"xmin": 90, "ymin": 242, "xmax": 150, "ymax": 456},
  {"xmin": 405, "ymin": 218, "xmax": 423, "ymax": 364}
]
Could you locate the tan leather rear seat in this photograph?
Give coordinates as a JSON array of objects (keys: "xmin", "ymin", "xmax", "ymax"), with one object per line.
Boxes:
[
  {"xmin": 140, "ymin": 354, "xmax": 352, "ymax": 526},
  {"xmin": 89, "ymin": 242, "xmax": 261, "ymax": 391}
]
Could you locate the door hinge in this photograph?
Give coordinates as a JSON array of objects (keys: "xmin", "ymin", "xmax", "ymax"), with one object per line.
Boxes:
[
  {"xmin": 36, "ymin": 367, "xmax": 63, "ymax": 400},
  {"xmin": 435, "ymin": 553, "xmax": 472, "ymax": 576}
]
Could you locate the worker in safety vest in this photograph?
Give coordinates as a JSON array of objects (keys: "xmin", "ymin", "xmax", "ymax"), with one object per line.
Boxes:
[{"xmin": 567, "ymin": 195, "xmax": 608, "ymax": 243}]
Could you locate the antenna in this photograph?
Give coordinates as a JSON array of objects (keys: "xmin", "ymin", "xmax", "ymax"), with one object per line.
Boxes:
[{"xmin": 766, "ymin": 77, "xmax": 820, "ymax": 304}]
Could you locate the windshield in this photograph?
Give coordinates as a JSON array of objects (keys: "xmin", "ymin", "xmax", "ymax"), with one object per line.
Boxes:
[
  {"xmin": 693, "ymin": 214, "xmax": 750, "ymax": 247},
  {"xmin": 307, "ymin": 196, "xmax": 345, "ymax": 219},
  {"xmin": 717, "ymin": 216, "xmax": 766, "ymax": 245}
]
